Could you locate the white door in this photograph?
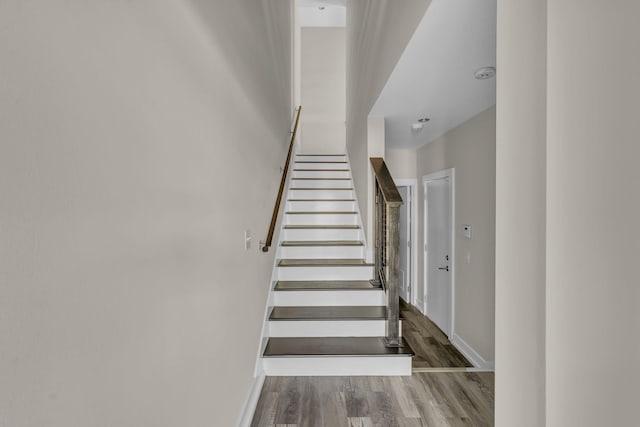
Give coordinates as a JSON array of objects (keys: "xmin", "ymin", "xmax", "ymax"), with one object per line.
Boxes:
[
  {"xmin": 398, "ymin": 186, "xmax": 411, "ymax": 303},
  {"xmin": 425, "ymin": 177, "xmax": 452, "ymax": 335}
]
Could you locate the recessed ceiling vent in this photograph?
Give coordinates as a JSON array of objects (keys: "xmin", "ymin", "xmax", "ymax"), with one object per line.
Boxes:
[{"xmin": 474, "ymin": 66, "xmax": 496, "ymax": 80}]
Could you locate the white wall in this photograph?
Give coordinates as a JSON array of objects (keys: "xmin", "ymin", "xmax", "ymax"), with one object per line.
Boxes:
[
  {"xmin": 299, "ymin": 27, "xmax": 346, "ymax": 154},
  {"xmin": 496, "ymin": 1, "xmax": 640, "ymax": 426},
  {"xmin": 495, "ymin": 0, "xmax": 547, "ymax": 425},
  {"xmin": 0, "ymin": 1, "xmax": 291, "ymax": 426},
  {"xmin": 416, "ymin": 107, "xmax": 496, "ymax": 363},
  {"xmin": 385, "ymin": 148, "xmax": 418, "ymax": 180},
  {"xmin": 346, "ymin": 0, "xmax": 431, "ymax": 246},
  {"xmin": 545, "ymin": 1, "xmax": 640, "ymax": 425}
]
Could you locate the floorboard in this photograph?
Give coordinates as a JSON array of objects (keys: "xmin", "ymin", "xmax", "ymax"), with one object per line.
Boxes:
[
  {"xmin": 400, "ymin": 300, "xmax": 473, "ymax": 368},
  {"xmin": 251, "ymin": 372, "xmax": 494, "ymax": 427}
]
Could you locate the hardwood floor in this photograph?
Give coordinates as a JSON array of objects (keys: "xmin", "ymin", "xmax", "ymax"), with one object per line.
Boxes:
[
  {"xmin": 250, "ymin": 372, "xmax": 494, "ymax": 427},
  {"xmin": 400, "ymin": 300, "xmax": 472, "ymax": 369}
]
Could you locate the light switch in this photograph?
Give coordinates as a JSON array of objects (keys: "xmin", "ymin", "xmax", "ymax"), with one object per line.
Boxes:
[
  {"xmin": 463, "ymin": 225, "xmax": 472, "ymax": 239},
  {"xmin": 244, "ymin": 230, "xmax": 252, "ymax": 250}
]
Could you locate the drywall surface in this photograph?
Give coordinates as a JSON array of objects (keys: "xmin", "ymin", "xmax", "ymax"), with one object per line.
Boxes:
[
  {"xmin": 300, "ymin": 27, "xmax": 346, "ymax": 153},
  {"xmin": 495, "ymin": 0, "xmax": 547, "ymax": 425},
  {"xmin": 346, "ymin": 0, "xmax": 431, "ymax": 244},
  {"xmin": 385, "ymin": 148, "xmax": 418, "ymax": 180},
  {"xmin": 0, "ymin": 1, "xmax": 291, "ymax": 426},
  {"xmin": 416, "ymin": 107, "xmax": 495, "ymax": 362},
  {"xmin": 545, "ymin": 1, "xmax": 640, "ymax": 425}
]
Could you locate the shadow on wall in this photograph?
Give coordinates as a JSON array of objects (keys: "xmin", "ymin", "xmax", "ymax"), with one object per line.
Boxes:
[{"xmin": 184, "ymin": 0, "xmax": 292, "ymax": 135}]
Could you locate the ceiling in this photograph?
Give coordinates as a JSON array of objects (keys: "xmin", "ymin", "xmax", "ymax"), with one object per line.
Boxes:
[
  {"xmin": 297, "ymin": 0, "xmax": 345, "ymax": 27},
  {"xmin": 370, "ymin": 0, "xmax": 497, "ymax": 149}
]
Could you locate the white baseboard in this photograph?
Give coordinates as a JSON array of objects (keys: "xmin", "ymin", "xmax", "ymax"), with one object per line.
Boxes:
[
  {"xmin": 236, "ymin": 374, "xmax": 266, "ymax": 427},
  {"xmin": 451, "ymin": 333, "xmax": 495, "ymax": 370}
]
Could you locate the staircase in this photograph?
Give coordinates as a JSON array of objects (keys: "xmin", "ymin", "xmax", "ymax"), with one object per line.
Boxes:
[{"xmin": 260, "ymin": 154, "xmax": 413, "ymax": 376}]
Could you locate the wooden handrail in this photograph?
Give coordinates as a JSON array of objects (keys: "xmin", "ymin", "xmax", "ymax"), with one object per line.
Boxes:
[
  {"xmin": 370, "ymin": 158, "xmax": 403, "ymax": 206},
  {"xmin": 261, "ymin": 106, "xmax": 302, "ymax": 252},
  {"xmin": 369, "ymin": 157, "xmax": 403, "ymax": 347}
]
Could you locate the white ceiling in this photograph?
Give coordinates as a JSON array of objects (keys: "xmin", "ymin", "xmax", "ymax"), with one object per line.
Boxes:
[
  {"xmin": 297, "ymin": 0, "xmax": 345, "ymax": 27},
  {"xmin": 370, "ymin": 0, "xmax": 497, "ymax": 149}
]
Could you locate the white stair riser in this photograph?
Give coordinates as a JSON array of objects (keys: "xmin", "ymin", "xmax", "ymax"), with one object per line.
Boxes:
[
  {"xmin": 277, "ymin": 265, "xmax": 373, "ymax": 281},
  {"xmin": 286, "ymin": 200, "xmax": 356, "ymax": 211},
  {"xmin": 273, "ymin": 290, "xmax": 385, "ymax": 306},
  {"xmin": 285, "ymin": 214, "xmax": 358, "ymax": 226},
  {"xmin": 262, "ymin": 356, "xmax": 412, "ymax": 376},
  {"xmin": 279, "ymin": 245, "xmax": 364, "ymax": 259},
  {"xmin": 282, "ymin": 228, "xmax": 362, "ymax": 241},
  {"xmin": 290, "ymin": 179, "xmax": 352, "ymax": 189},
  {"xmin": 288, "ymin": 189, "xmax": 354, "ymax": 199},
  {"xmin": 296, "ymin": 155, "xmax": 346, "ymax": 162},
  {"xmin": 293, "ymin": 163, "xmax": 349, "ymax": 170},
  {"xmin": 269, "ymin": 320, "xmax": 391, "ymax": 337},
  {"xmin": 292, "ymin": 170, "xmax": 351, "ymax": 179}
]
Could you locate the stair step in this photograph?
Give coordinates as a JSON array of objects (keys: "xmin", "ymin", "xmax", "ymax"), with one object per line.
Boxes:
[
  {"xmin": 291, "ymin": 179, "xmax": 352, "ymax": 188},
  {"xmin": 286, "ymin": 211, "xmax": 357, "ymax": 215},
  {"xmin": 270, "ymin": 306, "xmax": 387, "ymax": 320},
  {"xmin": 275, "ymin": 280, "xmax": 377, "ymax": 291},
  {"xmin": 295, "ymin": 161, "xmax": 348, "ymax": 164},
  {"xmin": 284, "ymin": 225, "xmax": 360, "ymax": 229},
  {"xmin": 287, "ymin": 199, "xmax": 356, "ymax": 202},
  {"xmin": 278, "ymin": 258, "xmax": 370, "ymax": 267},
  {"xmin": 288, "ymin": 189, "xmax": 355, "ymax": 200},
  {"xmin": 292, "ymin": 178, "xmax": 351, "ymax": 180},
  {"xmin": 292, "ymin": 170, "xmax": 351, "ymax": 179},
  {"xmin": 281, "ymin": 240, "xmax": 363, "ymax": 247},
  {"xmin": 263, "ymin": 337, "xmax": 413, "ymax": 357},
  {"xmin": 286, "ymin": 200, "xmax": 356, "ymax": 212},
  {"xmin": 293, "ymin": 168, "xmax": 349, "ymax": 172},
  {"xmin": 291, "ymin": 187, "xmax": 354, "ymax": 191}
]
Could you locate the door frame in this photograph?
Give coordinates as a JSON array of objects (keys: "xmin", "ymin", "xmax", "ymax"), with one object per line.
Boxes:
[
  {"xmin": 422, "ymin": 168, "xmax": 456, "ymax": 338},
  {"xmin": 395, "ymin": 179, "xmax": 419, "ymax": 307}
]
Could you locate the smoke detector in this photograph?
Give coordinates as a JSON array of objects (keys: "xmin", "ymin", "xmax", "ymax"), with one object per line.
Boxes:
[{"xmin": 474, "ymin": 67, "xmax": 496, "ymax": 80}]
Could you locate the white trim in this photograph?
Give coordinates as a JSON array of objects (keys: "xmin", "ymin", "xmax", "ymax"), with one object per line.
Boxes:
[
  {"xmin": 394, "ymin": 179, "xmax": 419, "ymax": 307},
  {"xmin": 236, "ymin": 374, "xmax": 266, "ymax": 427},
  {"xmin": 422, "ymin": 168, "xmax": 456, "ymax": 338},
  {"xmin": 344, "ymin": 152, "xmax": 369, "ymax": 261},
  {"xmin": 262, "ymin": 356, "xmax": 412, "ymax": 376},
  {"xmin": 451, "ymin": 333, "xmax": 495, "ymax": 371}
]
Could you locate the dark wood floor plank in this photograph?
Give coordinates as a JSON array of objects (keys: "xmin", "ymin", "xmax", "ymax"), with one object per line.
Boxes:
[{"xmin": 400, "ymin": 300, "xmax": 473, "ymax": 368}]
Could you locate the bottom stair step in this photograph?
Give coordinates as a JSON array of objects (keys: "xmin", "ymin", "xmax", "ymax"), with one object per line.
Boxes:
[
  {"xmin": 262, "ymin": 337, "xmax": 414, "ymax": 376},
  {"xmin": 263, "ymin": 337, "xmax": 413, "ymax": 357}
]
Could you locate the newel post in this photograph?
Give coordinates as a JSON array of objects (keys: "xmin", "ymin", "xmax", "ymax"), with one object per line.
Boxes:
[{"xmin": 385, "ymin": 202, "xmax": 401, "ymax": 348}]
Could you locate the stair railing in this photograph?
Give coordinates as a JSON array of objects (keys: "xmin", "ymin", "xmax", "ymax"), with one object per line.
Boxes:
[
  {"xmin": 369, "ymin": 157, "xmax": 403, "ymax": 347},
  {"xmin": 261, "ymin": 106, "xmax": 302, "ymax": 252}
]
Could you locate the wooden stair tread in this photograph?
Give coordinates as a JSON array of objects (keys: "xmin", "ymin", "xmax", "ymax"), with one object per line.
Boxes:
[
  {"xmin": 295, "ymin": 161, "xmax": 348, "ymax": 164},
  {"xmin": 281, "ymin": 240, "xmax": 363, "ymax": 247},
  {"xmin": 286, "ymin": 211, "xmax": 357, "ymax": 215},
  {"xmin": 278, "ymin": 259, "xmax": 372, "ymax": 267},
  {"xmin": 274, "ymin": 280, "xmax": 377, "ymax": 291},
  {"xmin": 287, "ymin": 199, "xmax": 356, "ymax": 202},
  {"xmin": 293, "ymin": 169, "xmax": 349, "ymax": 172},
  {"xmin": 292, "ymin": 178, "xmax": 351, "ymax": 180},
  {"xmin": 291, "ymin": 187, "xmax": 354, "ymax": 191},
  {"xmin": 284, "ymin": 225, "xmax": 360, "ymax": 229},
  {"xmin": 263, "ymin": 337, "xmax": 414, "ymax": 357},
  {"xmin": 296, "ymin": 154, "xmax": 345, "ymax": 156},
  {"xmin": 270, "ymin": 305, "xmax": 387, "ymax": 320}
]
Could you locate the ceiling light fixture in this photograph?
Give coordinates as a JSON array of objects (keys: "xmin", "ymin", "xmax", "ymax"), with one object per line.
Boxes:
[{"xmin": 474, "ymin": 66, "xmax": 496, "ymax": 80}]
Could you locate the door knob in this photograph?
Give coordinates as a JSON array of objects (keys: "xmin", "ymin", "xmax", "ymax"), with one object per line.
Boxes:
[{"xmin": 438, "ymin": 266, "xmax": 449, "ymax": 271}]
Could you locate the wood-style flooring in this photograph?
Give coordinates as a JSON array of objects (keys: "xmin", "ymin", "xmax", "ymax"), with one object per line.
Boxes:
[
  {"xmin": 250, "ymin": 372, "xmax": 494, "ymax": 427},
  {"xmin": 400, "ymin": 300, "xmax": 472, "ymax": 369}
]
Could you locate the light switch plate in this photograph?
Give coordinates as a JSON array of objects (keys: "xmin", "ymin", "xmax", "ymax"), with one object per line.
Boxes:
[{"xmin": 463, "ymin": 225, "xmax": 472, "ymax": 239}]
